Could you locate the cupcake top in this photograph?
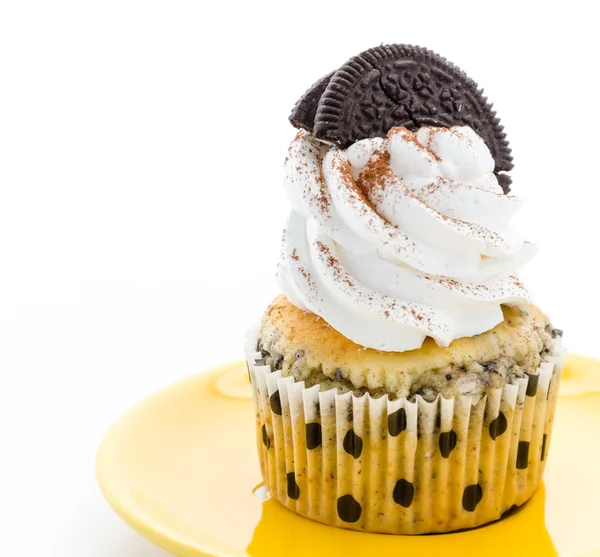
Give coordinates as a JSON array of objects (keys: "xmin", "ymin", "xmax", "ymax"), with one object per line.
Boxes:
[
  {"xmin": 259, "ymin": 295, "xmax": 558, "ymax": 400},
  {"xmin": 277, "ymin": 44, "xmax": 535, "ymax": 352}
]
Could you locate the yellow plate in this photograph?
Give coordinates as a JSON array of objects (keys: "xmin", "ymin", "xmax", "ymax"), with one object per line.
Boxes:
[{"xmin": 97, "ymin": 355, "xmax": 600, "ymax": 557}]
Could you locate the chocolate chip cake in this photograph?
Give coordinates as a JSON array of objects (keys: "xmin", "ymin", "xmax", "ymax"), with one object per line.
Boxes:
[{"xmin": 246, "ymin": 43, "xmax": 565, "ymax": 534}]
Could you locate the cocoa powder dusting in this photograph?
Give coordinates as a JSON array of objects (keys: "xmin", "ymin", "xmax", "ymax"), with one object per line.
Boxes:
[
  {"xmin": 315, "ymin": 240, "xmax": 354, "ymax": 288},
  {"xmin": 356, "ymin": 150, "xmax": 393, "ymax": 199},
  {"xmin": 332, "ymin": 154, "xmax": 393, "ymax": 226},
  {"xmin": 388, "ymin": 126, "xmax": 441, "ymax": 161}
]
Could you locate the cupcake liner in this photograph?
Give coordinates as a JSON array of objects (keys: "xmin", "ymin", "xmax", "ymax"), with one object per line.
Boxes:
[{"xmin": 245, "ymin": 325, "xmax": 565, "ymax": 534}]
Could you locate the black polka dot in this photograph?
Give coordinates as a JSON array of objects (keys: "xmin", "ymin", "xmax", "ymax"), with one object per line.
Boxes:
[
  {"xmin": 393, "ymin": 479, "xmax": 415, "ymax": 507},
  {"xmin": 462, "ymin": 484, "xmax": 483, "ymax": 512},
  {"xmin": 541, "ymin": 434, "xmax": 547, "ymax": 461},
  {"xmin": 489, "ymin": 411, "xmax": 508, "ymax": 440},
  {"xmin": 525, "ymin": 372, "xmax": 539, "ymax": 397},
  {"xmin": 439, "ymin": 430, "xmax": 458, "ymax": 458},
  {"xmin": 343, "ymin": 429, "xmax": 363, "ymax": 459},
  {"xmin": 388, "ymin": 408, "xmax": 407, "ymax": 437},
  {"xmin": 270, "ymin": 391, "xmax": 282, "ymax": 415},
  {"xmin": 262, "ymin": 424, "xmax": 270, "ymax": 449},
  {"xmin": 517, "ymin": 441, "xmax": 530, "ymax": 469},
  {"xmin": 287, "ymin": 472, "xmax": 300, "ymax": 500},
  {"xmin": 501, "ymin": 504, "xmax": 519, "ymax": 519},
  {"xmin": 306, "ymin": 422, "xmax": 322, "ymax": 450},
  {"xmin": 337, "ymin": 494, "xmax": 362, "ymax": 523}
]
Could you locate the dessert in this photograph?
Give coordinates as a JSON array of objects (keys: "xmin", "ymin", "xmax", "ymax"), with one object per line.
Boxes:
[{"xmin": 245, "ymin": 44, "xmax": 565, "ymax": 534}]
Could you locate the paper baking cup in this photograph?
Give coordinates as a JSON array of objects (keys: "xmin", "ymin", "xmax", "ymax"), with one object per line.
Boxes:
[{"xmin": 245, "ymin": 326, "xmax": 565, "ymax": 534}]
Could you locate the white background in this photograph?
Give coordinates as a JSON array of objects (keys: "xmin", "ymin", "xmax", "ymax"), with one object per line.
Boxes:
[{"xmin": 1, "ymin": 1, "xmax": 598, "ymax": 555}]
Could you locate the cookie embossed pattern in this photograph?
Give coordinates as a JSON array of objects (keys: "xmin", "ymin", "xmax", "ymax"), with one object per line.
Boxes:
[{"xmin": 248, "ymin": 43, "xmax": 566, "ymax": 534}]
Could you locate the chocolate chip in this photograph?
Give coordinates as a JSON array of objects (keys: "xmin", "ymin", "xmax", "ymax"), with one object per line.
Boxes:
[
  {"xmin": 270, "ymin": 391, "xmax": 282, "ymax": 415},
  {"xmin": 343, "ymin": 429, "xmax": 363, "ymax": 459},
  {"xmin": 462, "ymin": 484, "xmax": 483, "ymax": 512},
  {"xmin": 290, "ymin": 45, "xmax": 513, "ymax": 189},
  {"xmin": 525, "ymin": 372, "xmax": 539, "ymax": 397},
  {"xmin": 388, "ymin": 408, "xmax": 407, "ymax": 437},
  {"xmin": 262, "ymin": 424, "xmax": 270, "ymax": 449},
  {"xmin": 501, "ymin": 504, "xmax": 519, "ymax": 519},
  {"xmin": 306, "ymin": 422, "xmax": 322, "ymax": 450},
  {"xmin": 273, "ymin": 355, "xmax": 283, "ymax": 371},
  {"xmin": 439, "ymin": 430, "xmax": 458, "ymax": 458},
  {"xmin": 489, "ymin": 411, "xmax": 508, "ymax": 440},
  {"xmin": 337, "ymin": 494, "xmax": 362, "ymax": 523},
  {"xmin": 541, "ymin": 434, "xmax": 548, "ymax": 461},
  {"xmin": 445, "ymin": 374, "xmax": 453, "ymax": 381},
  {"xmin": 287, "ymin": 472, "xmax": 300, "ymax": 500},
  {"xmin": 517, "ymin": 441, "xmax": 530, "ymax": 469},
  {"xmin": 393, "ymin": 479, "xmax": 415, "ymax": 507}
]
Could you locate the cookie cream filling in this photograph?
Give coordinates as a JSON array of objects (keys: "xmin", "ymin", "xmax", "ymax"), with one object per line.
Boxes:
[{"xmin": 277, "ymin": 126, "xmax": 535, "ymax": 352}]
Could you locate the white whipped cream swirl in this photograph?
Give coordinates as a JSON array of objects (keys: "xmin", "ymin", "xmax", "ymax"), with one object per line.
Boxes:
[{"xmin": 277, "ymin": 126, "xmax": 535, "ymax": 352}]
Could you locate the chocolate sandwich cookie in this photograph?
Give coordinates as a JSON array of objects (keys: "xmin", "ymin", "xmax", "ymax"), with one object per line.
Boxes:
[{"xmin": 290, "ymin": 44, "xmax": 513, "ymax": 192}]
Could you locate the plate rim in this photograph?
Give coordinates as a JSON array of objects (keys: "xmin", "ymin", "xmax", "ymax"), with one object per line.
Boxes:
[{"xmin": 96, "ymin": 363, "xmax": 242, "ymax": 557}]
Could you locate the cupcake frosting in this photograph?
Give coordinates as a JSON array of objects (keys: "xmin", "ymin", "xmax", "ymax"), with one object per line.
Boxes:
[{"xmin": 277, "ymin": 126, "xmax": 536, "ymax": 352}]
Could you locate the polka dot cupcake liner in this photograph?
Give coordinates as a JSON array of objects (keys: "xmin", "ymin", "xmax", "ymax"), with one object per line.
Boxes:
[{"xmin": 245, "ymin": 327, "xmax": 565, "ymax": 534}]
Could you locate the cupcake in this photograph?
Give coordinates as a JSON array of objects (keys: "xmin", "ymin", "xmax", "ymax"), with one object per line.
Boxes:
[{"xmin": 245, "ymin": 44, "xmax": 565, "ymax": 534}]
